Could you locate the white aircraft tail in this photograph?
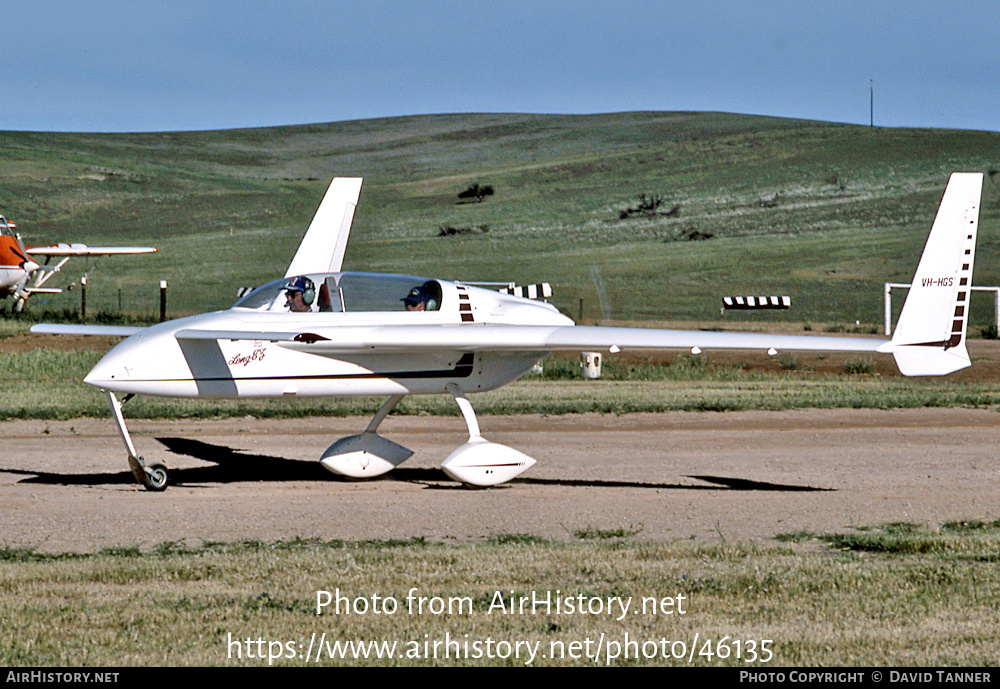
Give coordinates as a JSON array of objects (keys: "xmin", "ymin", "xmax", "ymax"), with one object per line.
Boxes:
[
  {"xmin": 888, "ymin": 172, "xmax": 983, "ymax": 376},
  {"xmin": 284, "ymin": 178, "xmax": 363, "ymax": 277}
]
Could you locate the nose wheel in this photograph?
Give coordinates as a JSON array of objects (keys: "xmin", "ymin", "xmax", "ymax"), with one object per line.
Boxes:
[
  {"xmin": 127, "ymin": 455, "xmax": 169, "ymax": 491},
  {"xmin": 143, "ymin": 463, "xmax": 169, "ymax": 491},
  {"xmin": 108, "ymin": 391, "xmax": 170, "ymax": 491}
]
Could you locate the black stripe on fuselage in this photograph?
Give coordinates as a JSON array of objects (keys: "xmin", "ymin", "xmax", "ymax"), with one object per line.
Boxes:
[{"xmin": 146, "ymin": 353, "xmax": 477, "ymax": 383}]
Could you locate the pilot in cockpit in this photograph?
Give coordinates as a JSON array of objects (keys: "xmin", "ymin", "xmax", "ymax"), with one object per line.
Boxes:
[
  {"xmin": 402, "ymin": 285, "xmax": 432, "ymax": 311},
  {"xmin": 284, "ymin": 276, "xmax": 316, "ymax": 312}
]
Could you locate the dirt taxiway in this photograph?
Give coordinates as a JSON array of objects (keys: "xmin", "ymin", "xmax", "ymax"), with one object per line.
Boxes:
[{"xmin": 1, "ymin": 407, "xmax": 998, "ymax": 553}]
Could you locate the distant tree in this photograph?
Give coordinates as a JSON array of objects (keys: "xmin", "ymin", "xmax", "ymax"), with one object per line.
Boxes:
[
  {"xmin": 458, "ymin": 183, "xmax": 494, "ymax": 202},
  {"xmin": 758, "ymin": 192, "xmax": 780, "ymax": 208},
  {"xmin": 619, "ymin": 193, "xmax": 677, "ymax": 219}
]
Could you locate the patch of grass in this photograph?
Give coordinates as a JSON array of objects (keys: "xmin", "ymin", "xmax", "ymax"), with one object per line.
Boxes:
[
  {"xmin": 941, "ymin": 519, "xmax": 1000, "ymax": 534},
  {"xmin": 773, "ymin": 530, "xmax": 817, "ymax": 543},
  {"xmin": 573, "ymin": 525, "xmax": 643, "ymax": 540},
  {"xmin": 527, "ymin": 356, "xmax": 581, "ymax": 380},
  {"xmin": 817, "ymin": 522, "xmax": 1000, "ymax": 559},
  {"xmin": 4, "ymin": 308, "xmax": 159, "ymax": 327},
  {"xmin": 525, "ymin": 353, "xmax": 748, "ymax": 383},
  {"xmin": 486, "ymin": 534, "xmax": 549, "ymax": 546},
  {"xmin": 0, "ymin": 547, "xmax": 86, "ymax": 564},
  {"xmin": 2, "ymin": 531, "xmax": 1000, "ymax": 665},
  {"xmin": 151, "ymin": 541, "xmax": 201, "ymax": 557},
  {"xmin": 777, "ymin": 354, "xmax": 801, "ymax": 371},
  {"xmin": 0, "ymin": 349, "xmax": 103, "ymax": 380},
  {"xmin": 98, "ymin": 546, "xmax": 144, "ymax": 558},
  {"xmin": 844, "ymin": 357, "xmax": 876, "ymax": 375}
]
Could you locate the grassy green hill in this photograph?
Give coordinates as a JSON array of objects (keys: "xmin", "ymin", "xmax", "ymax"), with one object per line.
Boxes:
[{"xmin": 2, "ymin": 112, "xmax": 999, "ymax": 326}]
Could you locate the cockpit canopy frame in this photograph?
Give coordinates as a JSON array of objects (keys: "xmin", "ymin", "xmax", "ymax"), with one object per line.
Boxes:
[{"xmin": 233, "ymin": 272, "xmax": 444, "ymax": 313}]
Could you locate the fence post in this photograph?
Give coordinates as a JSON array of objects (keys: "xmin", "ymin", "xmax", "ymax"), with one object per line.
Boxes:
[{"xmin": 884, "ymin": 282, "xmax": 891, "ymax": 335}]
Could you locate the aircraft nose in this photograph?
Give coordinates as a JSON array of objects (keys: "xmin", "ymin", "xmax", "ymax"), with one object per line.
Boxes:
[{"xmin": 84, "ymin": 351, "xmax": 128, "ymax": 389}]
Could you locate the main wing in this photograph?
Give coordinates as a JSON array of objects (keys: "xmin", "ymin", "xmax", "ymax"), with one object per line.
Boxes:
[
  {"xmin": 162, "ymin": 322, "xmax": 888, "ymax": 363},
  {"xmin": 269, "ymin": 324, "xmax": 889, "ymax": 355}
]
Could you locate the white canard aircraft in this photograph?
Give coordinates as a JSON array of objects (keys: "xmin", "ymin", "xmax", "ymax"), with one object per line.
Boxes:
[
  {"xmin": 32, "ymin": 173, "xmax": 983, "ymax": 491},
  {"xmin": 0, "ymin": 215, "xmax": 157, "ymax": 311}
]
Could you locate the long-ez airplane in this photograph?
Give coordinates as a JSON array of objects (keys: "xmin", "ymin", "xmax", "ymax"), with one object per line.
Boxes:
[{"xmin": 33, "ymin": 173, "xmax": 983, "ymax": 490}]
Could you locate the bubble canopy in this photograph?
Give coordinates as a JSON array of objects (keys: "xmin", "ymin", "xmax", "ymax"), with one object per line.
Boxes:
[{"xmin": 232, "ymin": 272, "xmax": 443, "ymax": 313}]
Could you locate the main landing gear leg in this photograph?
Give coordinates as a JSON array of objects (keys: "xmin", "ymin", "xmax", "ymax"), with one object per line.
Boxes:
[
  {"xmin": 447, "ymin": 383, "xmax": 482, "ymax": 439},
  {"xmin": 319, "ymin": 394, "xmax": 414, "ymax": 478},
  {"xmin": 105, "ymin": 391, "xmax": 168, "ymax": 491},
  {"xmin": 365, "ymin": 393, "xmax": 406, "ymax": 435},
  {"xmin": 440, "ymin": 384, "xmax": 536, "ymax": 486}
]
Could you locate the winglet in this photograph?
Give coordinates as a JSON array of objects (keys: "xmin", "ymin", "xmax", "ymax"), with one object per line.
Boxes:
[
  {"xmin": 889, "ymin": 172, "xmax": 983, "ymax": 376},
  {"xmin": 284, "ymin": 178, "xmax": 363, "ymax": 277}
]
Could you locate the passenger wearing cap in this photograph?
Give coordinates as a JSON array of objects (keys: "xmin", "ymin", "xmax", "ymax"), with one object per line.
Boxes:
[
  {"xmin": 285, "ymin": 276, "xmax": 315, "ymax": 312},
  {"xmin": 402, "ymin": 285, "xmax": 431, "ymax": 311}
]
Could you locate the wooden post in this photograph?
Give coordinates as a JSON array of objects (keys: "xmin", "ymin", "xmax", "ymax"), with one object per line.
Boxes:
[
  {"xmin": 884, "ymin": 282, "xmax": 892, "ymax": 335},
  {"xmin": 80, "ymin": 276, "xmax": 87, "ymax": 318},
  {"xmin": 159, "ymin": 280, "xmax": 167, "ymax": 322},
  {"xmin": 992, "ymin": 289, "xmax": 1000, "ymax": 337}
]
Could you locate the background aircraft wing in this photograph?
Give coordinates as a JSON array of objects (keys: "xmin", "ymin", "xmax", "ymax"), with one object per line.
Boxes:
[
  {"xmin": 284, "ymin": 178, "xmax": 363, "ymax": 277},
  {"xmin": 26, "ymin": 244, "xmax": 157, "ymax": 256}
]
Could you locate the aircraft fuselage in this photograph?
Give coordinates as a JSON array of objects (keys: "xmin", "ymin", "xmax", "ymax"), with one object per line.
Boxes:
[
  {"xmin": 83, "ymin": 272, "xmax": 571, "ymax": 399},
  {"xmin": 0, "ymin": 235, "xmax": 35, "ymax": 292}
]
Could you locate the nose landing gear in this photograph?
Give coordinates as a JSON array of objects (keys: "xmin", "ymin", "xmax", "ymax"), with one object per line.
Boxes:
[{"xmin": 107, "ymin": 391, "xmax": 169, "ymax": 492}]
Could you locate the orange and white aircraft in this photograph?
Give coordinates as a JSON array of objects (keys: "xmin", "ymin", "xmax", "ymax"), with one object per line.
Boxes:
[{"xmin": 0, "ymin": 215, "xmax": 156, "ymax": 310}]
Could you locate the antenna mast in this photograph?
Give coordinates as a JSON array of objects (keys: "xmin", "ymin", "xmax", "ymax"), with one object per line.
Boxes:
[{"xmin": 870, "ymin": 80, "xmax": 874, "ymax": 128}]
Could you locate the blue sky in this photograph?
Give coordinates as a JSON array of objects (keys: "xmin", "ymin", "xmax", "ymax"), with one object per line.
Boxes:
[{"xmin": 2, "ymin": 1, "xmax": 997, "ymax": 133}]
